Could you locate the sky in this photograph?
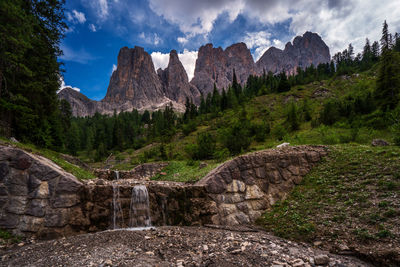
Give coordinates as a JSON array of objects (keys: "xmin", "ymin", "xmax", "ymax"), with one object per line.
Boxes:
[{"xmin": 60, "ymin": 0, "xmax": 400, "ymax": 100}]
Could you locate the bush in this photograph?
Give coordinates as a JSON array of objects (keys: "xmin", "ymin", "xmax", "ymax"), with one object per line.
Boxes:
[
  {"xmin": 272, "ymin": 124, "xmax": 287, "ymax": 141},
  {"xmin": 196, "ymin": 132, "xmax": 216, "ymax": 159},
  {"xmin": 182, "ymin": 121, "xmax": 197, "ymax": 136},
  {"xmin": 220, "ymin": 122, "xmax": 251, "ymax": 155},
  {"xmin": 184, "ymin": 132, "xmax": 216, "ymax": 160},
  {"xmin": 213, "ymin": 148, "xmax": 230, "ymax": 162},
  {"xmin": 251, "ymin": 122, "xmax": 270, "ymax": 142}
]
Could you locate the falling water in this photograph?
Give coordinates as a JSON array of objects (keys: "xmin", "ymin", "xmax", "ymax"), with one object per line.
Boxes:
[
  {"xmin": 129, "ymin": 185, "xmax": 152, "ymax": 227},
  {"xmin": 112, "ymin": 170, "xmax": 124, "ymax": 229}
]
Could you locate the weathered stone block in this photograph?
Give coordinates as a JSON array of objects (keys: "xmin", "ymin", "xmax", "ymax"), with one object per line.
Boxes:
[
  {"xmin": 55, "ymin": 175, "xmax": 83, "ymax": 194},
  {"xmin": 6, "ymin": 196, "xmax": 27, "ymax": 214},
  {"xmin": 241, "ymin": 169, "xmax": 256, "ymax": 185},
  {"xmin": 254, "ymin": 166, "xmax": 266, "ymax": 179},
  {"xmin": 45, "ymin": 208, "xmax": 69, "ymax": 227},
  {"xmin": 205, "ymin": 176, "xmax": 226, "ymax": 194},
  {"xmin": 224, "ymin": 193, "xmax": 245, "ymax": 203},
  {"xmin": 26, "ymin": 199, "xmax": 47, "ymax": 217},
  {"xmin": 0, "ymin": 196, "xmax": 8, "ymax": 209},
  {"xmin": 27, "ymin": 175, "xmax": 42, "ymax": 194},
  {"xmin": 0, "ymin": 185, "xmax": 7, "ymax": 196},
  {"xmin": 226, "ymin": 180, "xmax": 245, "ymax": 193},
  {"xmin": 69, "ymin": 207, "xmax": 90, "ymax": 226},
  {"xmin": 19, "ymin": 216, "xmax": 44, "ymax": 232},
  {"xmin": 0, "ymin": 212, "xmax": 19, "ymax": 228},
  {"xmin": 29, "ymin": 181, "xmax": 49, "ymax": 199},
  {"xmin": 245, "ymin": 185, "xmax": 264, "ymax": 200},
  {"xmin": 219, "ymin": 203, "xmax": 237, "ymax": 216},
  {"xmin": 266, "ymin": 170, "xmax": 282, "ymax": 184},
  {"xmin": 51, "ymin": 194, "xmax": 81, "ymax": 208},
  {"xmin": 0, "ymin": 163, "xmax": 9, "ymax": 182}
]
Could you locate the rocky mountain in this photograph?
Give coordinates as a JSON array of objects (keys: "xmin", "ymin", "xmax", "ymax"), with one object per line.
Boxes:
[
  {"xmin": 58, "ymin": 87, "xmax": 100, "ymax": 117},
  {"xmin": 256, "ymin": 32, "xmax": 330, "ymax": 75},
  {"xmin": 158, "ymin": 50, "xmax": 201, "ymax": 104},
  {"xmin": 103, "ymin": 46, "xmax": 169, "ymax": 110},
  {"xmin": 59, "ymin": 32, "xmax": 330, "ymax": 117},
  {"xmin": 190, "ymin": 42, "xmax": 255, "ymax": 96}
]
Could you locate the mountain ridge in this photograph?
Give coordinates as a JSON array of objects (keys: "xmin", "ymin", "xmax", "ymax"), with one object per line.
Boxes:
[{"xmin": 59, "ymin": 31, "xmax": 330, "ymax": 117}]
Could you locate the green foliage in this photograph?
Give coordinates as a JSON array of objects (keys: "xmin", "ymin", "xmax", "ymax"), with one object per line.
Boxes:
[
  {"xmin": 185, "ymin": 132, "xmax": 216, "ymax": 160},
  {"xmin": 0, "ymin": 0, "xmax": 68, "ymax": 148},
  {"xmin": 151, "ymin": 161, "xmax": 219, "ymax": 183},
  {"xmin": 286, "ymin": 102, "xmax": 300, "ymax": 131},
  {"xmin": 272, "ymin": 124, "xmax": 287, "ymax": 141}
]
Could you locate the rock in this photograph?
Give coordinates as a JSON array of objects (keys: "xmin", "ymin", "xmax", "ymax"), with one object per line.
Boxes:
[
  {"xmin": 371, "ymin": 139, "xmax": 389, "ymax": 146},
  {"xmin": 199, "ymin": 162, "xmax": 208, "ymax": 169},
  {"xmin": 191, "ymin": 42, "xmax": 255, "ymax": 97},
  {"xmin": 256, "ymin": 32, "xmax": 330, "ymax": 76},
  {"xmin": 158, "ymin": 50, "xmax": 201, "ymax": 105},
  {"xmin": 314, "ymin": 254, "xmax": 330, "ymax": 265},
  {"xmin": 10, "ymin": 137, "xmax": 19, "ymax": 143},
  {"xmin": 277, "ymin": 142, "xmax": 290, "ymax": 148},
  {"xmin": 103, "ymin": 46, "xmax": 174, "ymax": 111}
]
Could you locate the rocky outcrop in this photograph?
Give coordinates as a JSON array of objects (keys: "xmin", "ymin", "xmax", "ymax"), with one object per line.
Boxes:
[
  {"xmin": 60, "ymin": 32, "xmax": 330, "ymax": 117},
  {"xmin": 190, "ymin": 42, "xmax": 255, "ymax": 96},
  {"xmin": 58, "ymin": 87, "xmax": 99, "ymax": 117},
  {"xmin": 103, "ymin": 46, "xmax": 173, "ymax": 111},
  {"xmin": 158, "ymin": 50, "xmax": 201, "ymax": 104},
  {"xmin": 256, "ymin": 31, "xmax": 330, "ymax": 75},
  {"xmin": 195, "ymin": 145, "xmax": 328, "ymax": 225}
]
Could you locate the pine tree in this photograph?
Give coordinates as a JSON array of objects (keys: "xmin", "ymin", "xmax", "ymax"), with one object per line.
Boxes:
[
  {"xmin": 381, "ymin": 20, "xmax": 390, "ymax": 52},
  {"xmin": 0, "ymin": 0, "xmax": 67, "ymax": 146}
]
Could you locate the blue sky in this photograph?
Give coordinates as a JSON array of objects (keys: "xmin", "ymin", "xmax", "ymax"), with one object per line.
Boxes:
[{"xmin": 60, "ymin": 0, "xmax": 400, "ymax": 100}]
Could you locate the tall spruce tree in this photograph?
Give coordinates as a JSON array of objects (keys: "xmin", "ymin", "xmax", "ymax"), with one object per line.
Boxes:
[{"xmin": 0, "ymin": 0, "xmax": 67, "ymax": 146}]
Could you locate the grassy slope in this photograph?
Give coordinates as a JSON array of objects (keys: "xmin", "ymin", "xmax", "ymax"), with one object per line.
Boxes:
[
  {"xmin": 257, "ymin": 144, "xmax": 400, "ymax": 265},
  {"xmin": 0, "ymin": 138, "xmax": 95, "ymax": 180}
]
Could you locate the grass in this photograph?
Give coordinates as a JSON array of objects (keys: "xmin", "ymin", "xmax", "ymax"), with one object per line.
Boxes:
[
  {"xmin": 257, "ymin": 143, "xmax": 400, "ymax": 263},
  {"xmin": 0, "ymin": 138, "xmax": 96, "ymax": 180},
  {"xmin": 0, "ymin": 229, "xmax": 21, "ymax": 244},
  {"xmin": 151, "ymin": 160, "xmax": 220, "ymax": 183}
]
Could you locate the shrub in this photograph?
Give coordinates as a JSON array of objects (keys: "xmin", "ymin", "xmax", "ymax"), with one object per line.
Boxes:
[
  {"xmin": 272, "ymin": 124, "xmax": 287, "ymax": 141},
  {"xmin": 182, "ymin": 121, "xmax": 197, "ymax": 136}
]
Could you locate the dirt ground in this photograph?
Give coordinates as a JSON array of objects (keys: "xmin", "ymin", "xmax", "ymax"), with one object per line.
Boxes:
[{"xmin": 0, "ymin": 226, "xmax": 371, "ymax": 267}]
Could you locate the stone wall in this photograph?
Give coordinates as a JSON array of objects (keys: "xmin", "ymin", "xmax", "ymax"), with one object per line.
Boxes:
[
  {"xmin": 93, "ymin": 162, "xmax": 168, "ymax": 181},
  {"xmin": 0, "ymin": 145, "xmax": 86, "ymax": 239},
  {"xmin": 0, "ymin": 145, "xmax": 327, "ymax": 239},
  {"xmin": 195, "ymin": 145, "xmax": 328, "ymax": 225}
]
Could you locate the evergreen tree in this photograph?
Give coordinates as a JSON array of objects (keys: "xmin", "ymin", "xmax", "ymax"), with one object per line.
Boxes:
[
  {"xmin": 0, "ymin": 0, "xmax": 67, "ymax": 146},
  {"xmin": 286, "ymin": 102, "xmax": 300, "ymax": 131},
  {"xmin": 277, "ymin": 72, "xmax": 290, "ymax": 92},
  {"xmin": 381, "ymin": 20, "xmax": 390, "ymax": 52}
]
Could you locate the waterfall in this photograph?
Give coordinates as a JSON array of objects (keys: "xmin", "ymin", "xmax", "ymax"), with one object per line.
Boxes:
[
  {"xmin": 129, "ymin": 185, "xmax": 152, "ymax": 227},
  {"xmin": 112, "ymin": 171, "xmax": 124, "ymax": 229}
]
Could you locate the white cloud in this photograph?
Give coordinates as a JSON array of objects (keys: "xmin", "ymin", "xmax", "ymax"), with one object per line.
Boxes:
[
  {"xmin": 60, "ymin": 44, "xmax": 97, "ymax": 64},
  {"xmin": 111, "ymin": 64, "xmax": 117, "ymax": 73},
  {"xmin": 58, "ymin": 76, "xmax": 80, "ymax": 93},
  {"xmin": 147, "ymin": 0, "xmax": 400, "ymax": 55},
  {"xmin": 89, "ymin": 24, "xmax": 97, "ymax": 32},
  {"xmin": 177, "ymin": 37, "xmax": 188, "ymax": 44},
  {"xmin": 139, "ymin": 32, "xmax": 162, "ymax": 46},
  {"xmin": 148, "ymin": 0, "xmax": 243, "ymax": 36},
  {"xmin": 243, "ymin": 31, "xmax": 271, "ymax": 60},
  {"xmin": 151, "ymin": 49, "xmax": 198, "ymax": 80},
  {"xmin": 151, "ymin": 51, "xmax": 169, "ymax": 70},
  {"xmin": 91, "ymin": 0, "xmax": 109, "ymax": 20},
  {"xmin": 66, "ymin": 10, "xmax": 86, "ymax": 24}
]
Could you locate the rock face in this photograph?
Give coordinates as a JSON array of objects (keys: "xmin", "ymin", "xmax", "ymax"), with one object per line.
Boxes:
[
  {"xmin": 256, "ymin": 31, "xmax": 330, "ymax": 75},
  {"xmin": 195, "ymin": 145, "xmax": 328, "ymax": 225},
  {"xmin": 158, "ymin": 50, "xmax": 201, "ymax": 104},
  {"xmin": 57, "ymin": 87, "xmax": 99, "ymax": 117},
  {"xmin": 60, "ymin": 32, "xmax": 330, "ymax": 117},
  {"xmin": 103, "ymin": 46, "xmax": 168, "ymax": 110},
  {"xmin": 190, "ymin": 42, "xmax": 255, "ymax": 96}
]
